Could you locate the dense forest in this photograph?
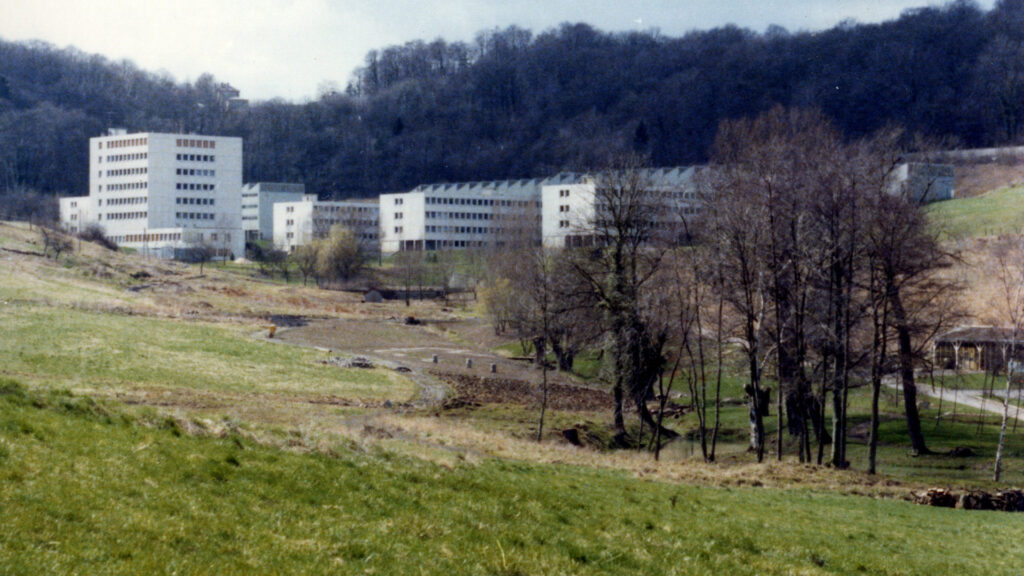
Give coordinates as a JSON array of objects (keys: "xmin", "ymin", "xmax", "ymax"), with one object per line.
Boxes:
[{"xmin": 1, "ymin": 0, "xmax": 1023, "ymax": 203}]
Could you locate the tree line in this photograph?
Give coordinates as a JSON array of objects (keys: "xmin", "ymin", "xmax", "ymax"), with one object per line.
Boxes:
[
  {"xmin": 480, "ymin": 106, "xmax": 958, "ymax": 471},
  {"xmin": 2, "ymin": 0, "xmax": 1024, "ymax": 213}
]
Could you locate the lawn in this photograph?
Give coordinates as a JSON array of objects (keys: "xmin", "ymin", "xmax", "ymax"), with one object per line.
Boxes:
[
  {"xmin": 3, "ymin": 381, "xmax": 1024, "ymax": 576},
  {"xmin": 0, "ymin": 301, "xmax": 415, "ymax": 403},
  {"xmin": 926, "ymin": 185, "xmax": 1024, "ymax": 239}
]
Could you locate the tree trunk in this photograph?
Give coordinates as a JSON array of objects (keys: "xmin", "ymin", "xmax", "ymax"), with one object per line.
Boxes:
[
  {"xmin": 995, "ymin": 362, "xmax": 1014, "ymax": 481},
  {"xmin": 536, "ymin": 361, "xmax": 549, "ymax": 443},
  {"xmin": 889, "ymin": 284, "xmax": 929, "ymax": 455}
]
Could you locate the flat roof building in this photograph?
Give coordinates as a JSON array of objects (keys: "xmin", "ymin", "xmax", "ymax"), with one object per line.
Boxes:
[
  {"xmin": 60, "ymin": 130, "xmax": 244, "ymax": 259},
  {"xmin": 379, "ymin": 174, "xmax": 586, "ymax": 254},
  {"xmin": 241, "ymin": 182, "xmax": 308, "ymax": 242},
  {"xmin": 273, "ymin": 196, "xmax": 380, "ymax": 254},
  {"xmin": 541, "ymin": 166, "xmax": 699, "ymax": 248}
]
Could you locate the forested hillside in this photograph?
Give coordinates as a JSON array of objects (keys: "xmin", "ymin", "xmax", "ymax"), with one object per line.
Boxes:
[{"xmin": 1, "ymin": 0, "xmax": 1023, "ymax": 204}]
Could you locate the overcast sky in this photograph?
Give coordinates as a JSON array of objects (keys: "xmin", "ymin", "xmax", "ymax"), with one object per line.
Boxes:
[{"xmin": 0, "ymin": 0, "xmax": 998, "ymax": 102}]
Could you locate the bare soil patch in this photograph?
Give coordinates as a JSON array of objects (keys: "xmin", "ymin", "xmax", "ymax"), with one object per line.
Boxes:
[{"xmin": 431, "ymin": 370, "xmax": 611, "ymax": 411}]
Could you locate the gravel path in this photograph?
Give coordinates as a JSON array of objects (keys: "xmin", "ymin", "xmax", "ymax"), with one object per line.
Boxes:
[{"xmin": 886, "ymin": 379, "xmax": 1024, "ymax": 422}]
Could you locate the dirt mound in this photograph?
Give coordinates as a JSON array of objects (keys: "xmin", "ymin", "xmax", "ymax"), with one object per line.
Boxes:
[
  {"xmin": 431, "ymin": 370, "xmax": 611, "ymax": 412},
  {"xmin": 913, "ymin": 487, "xmax": 1024, "ymax": 511}
]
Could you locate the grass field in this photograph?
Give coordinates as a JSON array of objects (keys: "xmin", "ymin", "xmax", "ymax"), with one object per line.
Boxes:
[
  {"xmin": 3, "ymin": 381, "xmax": 1024, "ymax": 576},
  {"xmin": 6, "ymin": 221, "xmax": 1024, "ymax": 573},
  {"xmin": 0, "ymin": 302, "xmax": 413, "ymax": 402},
  {"xmin": 926, "ymin": 185, "xmax": 1024, "ymax": 239}
]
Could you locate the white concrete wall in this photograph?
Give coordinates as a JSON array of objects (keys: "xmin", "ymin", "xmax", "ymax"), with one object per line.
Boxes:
[
  {"xmin": 242, "ymin": 183, "xmax": 307, "ymax": 241},
  {"xmin": 80, "ymin": 132, "xmax": 244, "ymax": 259},
  {"xmin": 273, "ymin": 199, "xmax": 380, "ymax": 252},
  {"xmin": 59, "ymin": 196, "xmax": 93, "ymax": 234},
  {"xmin": 273, "ymin": 200, "xmax": 314, "ymax": 251},
  {"xmin": 542, "ymin": 182, "xmax": 596, "ymax": 248}
]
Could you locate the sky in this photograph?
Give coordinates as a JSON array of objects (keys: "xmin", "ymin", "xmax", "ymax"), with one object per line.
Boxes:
[{"xmin": 0, "ymin": 0, "xmax": 999, "ymax": 102}]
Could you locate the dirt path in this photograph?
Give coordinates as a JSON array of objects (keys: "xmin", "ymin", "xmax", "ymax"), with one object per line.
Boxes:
[
  {"xmin": 270, "ymin": 317, "xmax": 602, "ymax": 409},
  {"xmin": 886, "ymin": 379, "xmax": 1024, "ymax": 422}
]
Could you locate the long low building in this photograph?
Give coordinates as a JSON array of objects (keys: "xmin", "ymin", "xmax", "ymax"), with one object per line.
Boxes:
[
  {"xmin": 541, "ymin": 166, "xmax": 701, "ymax": 248},
  {"xmin": 379, "ymin": 173, "xmax": 586, "ymax": 254},
  {"xmin": 274, "ymin": 196, "xmax": 380, "ymax": 253}
]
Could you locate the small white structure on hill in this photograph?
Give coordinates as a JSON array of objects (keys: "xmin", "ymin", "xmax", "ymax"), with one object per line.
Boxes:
[{"xmin": 891, "ymin": 163, "xmax": 955, "ymax": 203}]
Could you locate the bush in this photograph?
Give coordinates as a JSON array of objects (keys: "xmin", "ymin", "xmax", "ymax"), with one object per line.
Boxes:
[{"xmin": 79, "ymin": 224, "xmax": 118, "ymax": 251}]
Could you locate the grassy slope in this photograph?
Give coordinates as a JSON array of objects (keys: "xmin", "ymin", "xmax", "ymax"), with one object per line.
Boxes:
[
  {"xmin": 926, "ymin": 185, "xmax": 1024, "ymax": 239},
  {"xmin": 3, "ymin": 384, "xmax": 1024, "ymax": 576},
  {"xmin": 5, "ymin": 223, "xmax": 1024, "ymax": 573},
  {"xmin": 0, "ymin": 302, "xmax": 411, "ymax": 402}
]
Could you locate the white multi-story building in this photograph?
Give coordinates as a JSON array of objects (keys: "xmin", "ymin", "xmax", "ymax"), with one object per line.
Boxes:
[
  {"xmin": 60, "ymin": 130, "xmax": 244, "ymax": 259},
  {"xmin": 241, "ymin": 182, "xmax": 309, "ymax": 242},
  {"xmin": 378, "ymin": 174, "xmax": 585, "ymax": 254},
  {"xmin": 273, "ymin": 197, "xmax": 380, "ymax": 253},
  {"xmin": 541, "ymin": 166, "xmax": 700, "ymax": 248}
]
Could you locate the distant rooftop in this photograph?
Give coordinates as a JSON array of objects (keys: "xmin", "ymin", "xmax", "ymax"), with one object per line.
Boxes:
[{"xmin": 409, "ymin": 167, "xmax": 694, "ymax": 195}]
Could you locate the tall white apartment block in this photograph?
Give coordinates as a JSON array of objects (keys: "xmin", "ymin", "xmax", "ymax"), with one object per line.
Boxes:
[
  {"xmin": 273, "ymin": 197, "xmax": 380, "ymax": 253},
  {"xmin": 541, "ymin": 166, "xmax": 700, "ymax": 248},
  {"xmin": 379, "ymin": 174, "xmax": 584, "ymax": 254},
  {"xmin": 241, "ymin": 182, "xmax": 308, "ymax": 242},
  {"xmin": 60, "ymin": 130, "xmax": 243, "ymax": 259}
]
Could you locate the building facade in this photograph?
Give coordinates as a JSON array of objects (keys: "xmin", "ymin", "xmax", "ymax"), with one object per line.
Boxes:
[
  {"xmin": 378, "ymin": 174, "xmax": 588, "ymax": 254},
  {"xmin": 273, "ymin": 197, "xmax": 380, "ymax": 253},
  {"xmin": 541, "ymin": 167, "xmax": 699, "ymax": 248},
  {"xmin": 241, "ymin": 182, "xmax": 308, "ymax": 242},
  {"xmin": 60, "ymin": 130, "xmax": 244, "ymax": 259},
  {"xmin": 891, "ymin": 163, "xmax": 955, "ymax": 203}
]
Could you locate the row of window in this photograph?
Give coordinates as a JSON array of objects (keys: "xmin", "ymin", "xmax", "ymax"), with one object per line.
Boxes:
[
  {"xmin": 176, "ymin": 197, "xmax": 215, "ymax": 206},
  {"xmin": 100, "ymin": 137, "xmax": 147, "ymax": 149},
  {"xmin": 103, "ymin": 153, "xmax": 147, "ymax": 163},
  {"xmin": 176, "ymin": 138, "xmax": 216, "ymax": 149},
  {"xmin": 423, "ymin": 211, "xmax": 496, "ymax": 221},
  {"xmin": 105, "ymin": 211, "xmax": 147, "ymax": 220},
  {"xmin": 105, "ymin": 197, "xmax": 147, "ymax": 206},
  {"xmin": 425, "ymin": 226, "xmax": 492, "ymax": 235},
  {"xmin": 176, "ymin": 154, "xmax": 215, "ymax": 162},
  {"xmin": 116, "ymin": 232, "xmax": 182, "ymax": 244},
  {"xmin": 175, "ymin": 168, "xmax": 215, "ymax": 177},
  {"xmin": 176, "ymin": 212, "xmax": 216, "ymax": 220},
  {"xmin": 312, "ymin": 218, "xmax": 378, "ymax": 228},
  {"xmin": 101, "ymin": 182, "xmax": 148, "ymax": 192},
  {"xmin": 316, "ymin": 205, "xmax": 377, "ymax": 213},
  {"xmin": 424, "ymin": 197, "xmax": 534, "ymax": 207},
  {"xmin": 105, "ymin": 167, "xmax": 148, "ymax": 177},
  {"xmin": 176, "ymin": 183, "xmax": 216, "ymax": 191}
]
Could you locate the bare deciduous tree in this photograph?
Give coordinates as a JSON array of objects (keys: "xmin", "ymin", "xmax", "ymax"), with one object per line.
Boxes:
[{"xmin": 566, "ymin": 154, "xmax": 680, "ymax": 445}]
